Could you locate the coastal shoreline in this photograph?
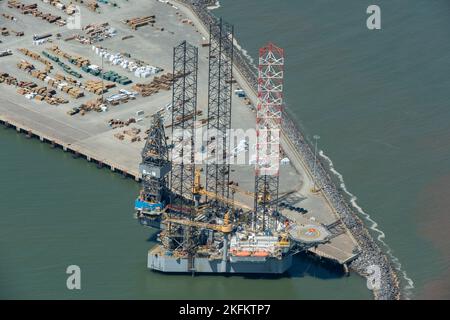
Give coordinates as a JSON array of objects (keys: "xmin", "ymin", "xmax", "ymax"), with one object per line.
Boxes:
[{"xmin": 174, "ymin": 0, "xmax": 401, "ymax": 300}]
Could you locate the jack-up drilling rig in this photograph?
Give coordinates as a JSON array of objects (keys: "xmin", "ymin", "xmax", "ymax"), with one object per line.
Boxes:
[{"xmin": 136, "ymin": 30, "xmax": 332, "ymax": 274}]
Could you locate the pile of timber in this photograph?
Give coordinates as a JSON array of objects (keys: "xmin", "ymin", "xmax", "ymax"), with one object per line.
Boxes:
[
  {"xmin": 18, "ymin": 48, "xmax": 53, "ymax": 72},
  {"xmin": 30, "ymin": 69, "xmax": 48, "ymax": 81},
  {"xmin": 124, "ymin": 16, "xmax": 156, "ymax": 30},
  {"xmin": 1, "ymin": 27, "xmax": 24, "ymax": 36},
  {"xmin": 166, "ymin": 110, "xmax": 203, "ymax": 129},
  {"xmin": 17, "ymin": 84, "xmax": 68, "ymax": 105},
  {"xmin": 7, "ymin": 1, "xmax": 65, "ymax": 25},
  {"xmin": 114, "ymin": 132, "xmax": 125, "ymax": 140},
  {"xmin": 40, "ymin": 0, "xmax": 66, "ymax": 12},
  {"xmin": 17, "ymin": 60, "xmax": 35, "ymax": 72},
  {"xmin": 108, "ymin": 118, "xmax": 136, "ymax": 129},
  {"xmin": 48, "ymin": 45, "xmax": 90, "ymax": 67},
  {"xmin": 122, "ymin": 127, "xmax": 141, "ymax": 142},
  {"xmin": 84, "ymin": 80, "xmax": 115, "ymax": 95},
  {"xmin": 132, "ymin": 72, "xmax": 182, "ymax": 97},
  {"xmin": 79, "ymin": 97, "xmax": 104, "ymax": 113},
  {"xmin": 54, "ymin": 73, "xmax": 82, "ymax": 87},
  {"xmin": 17, "ymin": 60, "xmax": 83, "ymax": 99},
  {"xmin": 47, "ymin": 76, "xmax": 84, "ymax": 99},
  {"xmin": 17, "ymin": 81, "xmax": 37, "ymax": 88},
  {"xmin": 2, "ymin": 13, "xmax": 17, "ymax": 20},
  {"xmin": 65, "ymin": 3, "xmax": 78, "ymax": 15},
  {"xmin": 131, "ymin": 83, "xmax": 158, "ymax": 97},
  {"xmin": 0, "ymin": 72, "xmax": 18, "ymax": 85},
  {"xmin": 81, "ymin": 22, "xmax": 116, "ymax": 43},
  {"xmin": 72, "ymin": 0, "xmax": 98, "ymax": 12},
  {"xmin": 1, "ymin": 28, "xmax": 9, "ymax": 36}
]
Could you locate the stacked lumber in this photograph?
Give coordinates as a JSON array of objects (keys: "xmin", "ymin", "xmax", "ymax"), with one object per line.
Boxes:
[
  {"xmin": 122, "ymin": 127, "xmax": 141, "ymax": 142},
  {"xmin": 11, "ymin": 30, "xmax": 24, "ymax": 36},
  {"xmin": 54, "ymin": 73, "xmax": 82, "ymax": 87},
  {"xmin": 47, "ymin": 45, "xmax": 70, "ymax": 59},
  {"xmin": 131, "ymin": 82, "xmax": 159, "ymax": 97},
  {"xmin": 0, "ymin": 72, "xmax": 18, "ymax": 85},
  {"xmin": 1, "ymin": 28, "xmax": 10, "ymax": 36},
  {"xmin": 1, "ymin": 13, "xmax": 16, "ymax": 20},
  {"xmin": 18, "ymin": 48, "xmax": 53, "ymax": 72},
  {"xmin": 65, "ymin": 4, "xmax": 78, "ymax": 15},
  {"xmin": 82, "ymin": 23, "xmax": 116, "ymax": 43},
  {"xmin": 17, "ymin": 60, "xmax": 84, "ymax": 99},
  {"xmin": 41, "ymin": 0, "xmax": 66, "ymax": 12},
  {"xmin": 69, "ymin": 55, "xmax": 90, "ymax": 68},
  {"xmin": 124, "ymin": 16, "xmax": 156, "ymax": 30},
  {"xmin": 84, "ymin": 80, "xmax": 115, "ymax": 95},
  {"xmin": 17, "ymin": 81, "xmax": 37, "ymax": 88},
  {"xmin": 114, "ymin": 133, "xmax": 125, "ymax": 140},
  {"xmin": 108, "ymin": 118, "xmax": 136, "ymax": 129},
  {"xmin": 46, "ymin": 76, "xmax": 84, "ymax": 99},
  {"xmin": 79, "ymin": 97, "xmax": 104, "ymax": 113},
  {"xmin": 18, "ymin": 85, "xmax": 68, "ymax": 105},
  {"xmin": 72, "ymin": 0, "xmax": 98, "ymax": 12},
  {"xmin": 48, "ymin": 45, "xmax": 89, "ymax": 68},
  {"xmin": 17, "ymin": 60, "xmax": 35, "ymax": 72},
  {"xmin": 59, "ymin": 85, "xmax": 84, "ymax": 99},
  {"xmin": 166, "ymin": 110, "xmax": 203, "ymax": 129},
  {"xmin": 7, "ymin": 1, "xmax": 64, "ymax": 25},
  {"xmin": 31, "ymin": 69, "xmax": 47, "ymax": 81},
  {"xmin": 131, "ymin": 71, "xmax": 182, "ymax": 97},
  {"xmin": 7, "ymin": 1, "xmax": 37, "ymax": 12},
  {"xmin": 1, "ymin": 27, "xmax": 24, "ymax": 36}
]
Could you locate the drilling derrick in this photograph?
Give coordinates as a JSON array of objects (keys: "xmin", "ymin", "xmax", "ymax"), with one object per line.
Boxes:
[
  {"xmin": 135, "ymin": 113, "xmax": 171, "ymax": 227},
  {"xmin": 254, "ymin": 43, "xmax": 284, "ymax": 231},
  {"xmin": 170, "ymin": 41, "xmax": 198, "ymax": 212},
  {"xmin": 205, "ymin": 18, "xmax": 234, "ymax": 212},
  {"xmin": 168, "ymin": 41, "xmax": 199, "ymax": 271}
]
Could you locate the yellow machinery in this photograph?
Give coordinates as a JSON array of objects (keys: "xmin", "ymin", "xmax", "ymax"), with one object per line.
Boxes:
[
  {"xmin": 192, "ymin": 169, "xmax": 252, "ymax": 211},
  {"xmin": 229, "ymin": 182, "xmax": 270, "ymax": 205},
  {"xmin": 164, "ymin": 211, "xmax": 233, "ymax": 233}
]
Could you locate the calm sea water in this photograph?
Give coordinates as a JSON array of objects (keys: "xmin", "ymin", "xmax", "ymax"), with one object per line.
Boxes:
[{"xmin": 1, "ymin": 0, "xmax": 449, "ymax": 299}]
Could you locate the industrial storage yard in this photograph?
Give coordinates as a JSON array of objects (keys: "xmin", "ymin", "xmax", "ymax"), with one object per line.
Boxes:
[{"xmin": 0, "ymin": 0, "xmax": 400, "ymax": 300}]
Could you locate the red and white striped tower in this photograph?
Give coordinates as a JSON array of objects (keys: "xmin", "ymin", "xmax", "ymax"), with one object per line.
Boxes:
[{"xmin": 254, "ymin": 43, "xmax": 284, "ymax": 231}]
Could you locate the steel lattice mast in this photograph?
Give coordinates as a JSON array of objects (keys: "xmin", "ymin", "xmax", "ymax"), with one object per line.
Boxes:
[
  {"xmin": 138, "ymin": 112, "xmax": 171, "ymax": 207},
  {"xmin": 254, "ymin": 43, "xmax": 284, "ymax": 231},
  {"xmin": 170, "ymin": 41, "xmax": 198, "ymax": 213},
  {"xmin": 205, "ymin": 18, "xmax": 234, "ymax": 211}
]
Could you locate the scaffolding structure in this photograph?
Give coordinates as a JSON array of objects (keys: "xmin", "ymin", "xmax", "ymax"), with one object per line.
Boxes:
[
  {"xmin": 170, "ymin": 41, "xmax": 199, "ymax": 213},
  {"xmin": 254, "ymin": 43, "xmax": 284, "ymax": 231},
  {"xmin": 205, "ymin": 18, "xmax": 234, "ymax": 211}
]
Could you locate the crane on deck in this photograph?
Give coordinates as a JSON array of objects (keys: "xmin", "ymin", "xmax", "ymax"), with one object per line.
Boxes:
[{"xmin": 192, "ymin": 169, "xmax": 252, "ymax": 211}]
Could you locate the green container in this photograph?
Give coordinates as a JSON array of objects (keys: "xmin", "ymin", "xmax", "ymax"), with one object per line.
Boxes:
[
  {"xmin": 71, "ymin": 71, "xmax": 82, "ymax": 78},
  {"xmin": 120, "ymin": 79, "xmax": 132, "ymax": 85}
]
